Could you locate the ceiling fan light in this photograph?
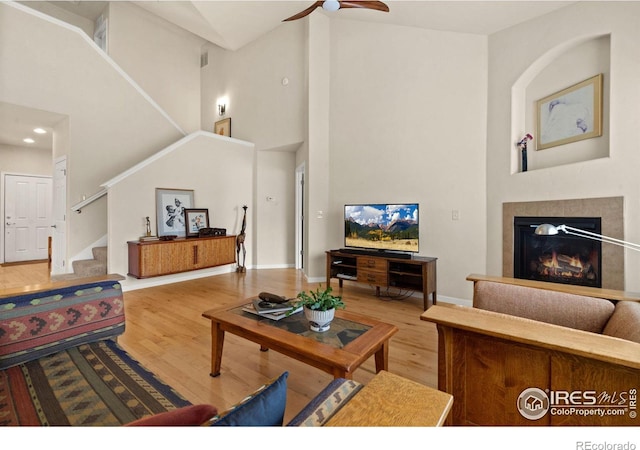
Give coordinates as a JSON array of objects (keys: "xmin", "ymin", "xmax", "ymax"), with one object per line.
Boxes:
[{"xmin": 323, "ymin": 0, "xmax": 340, "ymax": 12}]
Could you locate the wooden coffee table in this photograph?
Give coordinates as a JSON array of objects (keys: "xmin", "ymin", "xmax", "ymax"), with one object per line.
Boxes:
[{"xmin": 202, "ymin": 300, "xmax": 398, "ymax": 379}]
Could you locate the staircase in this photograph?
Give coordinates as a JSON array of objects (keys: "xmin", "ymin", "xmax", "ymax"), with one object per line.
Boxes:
[{"xmin": 51, "ymin": 246, "xmax": 108, "ymax": 281}]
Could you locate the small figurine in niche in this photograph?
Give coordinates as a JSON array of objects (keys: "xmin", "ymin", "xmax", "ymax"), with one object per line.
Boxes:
[
  {"xmin": 236, "ymin": 205, "xmax": 248, "ymax": 273},
  {"xmin": 517, "ymin": 133, "xmax": 533, "ymax": 172}
]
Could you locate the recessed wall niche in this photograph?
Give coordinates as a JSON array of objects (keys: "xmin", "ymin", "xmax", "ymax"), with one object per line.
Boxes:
[{"xmin": 512, "ymin": 34, "xmax": 610, "ymax": 173}]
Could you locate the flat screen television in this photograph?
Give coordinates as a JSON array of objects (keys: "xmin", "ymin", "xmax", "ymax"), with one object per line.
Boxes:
[{"xmin": 344, "ymin": 203, "xmax": 419, "ymax": 255}]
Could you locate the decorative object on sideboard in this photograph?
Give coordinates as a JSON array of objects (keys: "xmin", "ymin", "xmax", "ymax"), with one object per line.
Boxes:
[
  {"xmin": 236, "ymin": 205, "xmax": 248, "ymax": 273},
  {"xmin": 185, "ymin": 208, "xmax": 210, "ymax": 238},
  {"xmin": 536, "ymin": 74, "xmax": 603, "ymax": 150},
  {"xmin": 155, "ymin": 188, "xmax": 194, "ymax": 238},
  {"xmin": 534, "ymin": 223, "xmax": 640, "ymax": 252},
  {"xmin": 214, "ymin": 118, "xmax": 231, "ymax": 137},
  {"xmin": 199, "ymin": 228, "xmax": 226, "ymax": 237},
  {"xmin": 145, "ymin": 216, "xmax": 152, "ymax": 237},
  {"xmin": 292, "ymin": 285, "xmax": 345, "ymax": 332},
  {"xmin": 517, "ymin": 133, "xmax": 533, "ymax": 172},
  {"xmin": 139, "ymin": 216, "xmax": 159, "ymax": 241}
]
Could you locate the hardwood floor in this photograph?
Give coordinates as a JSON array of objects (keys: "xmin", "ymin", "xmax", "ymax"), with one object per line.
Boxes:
[
  {"xmin": 0, "ymin": 261, "xmax": 50, "ymax": 290},
  {"xmin": 0, "ymin": 263, "xmax": 439, "ymax": 425}
]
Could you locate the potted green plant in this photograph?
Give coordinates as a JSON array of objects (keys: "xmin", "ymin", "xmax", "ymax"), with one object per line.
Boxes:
[{"xmin": 293, "ymin": 285, "xmax": 345, "ymax": 332}]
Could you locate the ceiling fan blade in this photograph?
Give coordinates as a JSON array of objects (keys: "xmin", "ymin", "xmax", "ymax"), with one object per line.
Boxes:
[
  {"xmin": 338, "ymin": 1, "xmax": 390, "ymax": 13},
  {"xmin": 283, "ymin": 1, "xmax": 324, "ymax": 21}
]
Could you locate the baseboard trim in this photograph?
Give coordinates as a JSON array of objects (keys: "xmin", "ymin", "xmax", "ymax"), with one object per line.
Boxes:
[{"xmin": 120, "ymin": 265, "xmax": 236, "ymax": 292}]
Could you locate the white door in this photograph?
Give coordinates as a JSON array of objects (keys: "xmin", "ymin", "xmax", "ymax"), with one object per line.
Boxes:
[
  {"xmin": 51, "ymin": 158, "xmax": 67, "ymax": 274},
  {"xmin": 295, "ymin": 163, "xmax": 305, "ymax": 270},
  {"xmin": 4, "ymin": 174, "xmax": 52, "ymax": 263}
]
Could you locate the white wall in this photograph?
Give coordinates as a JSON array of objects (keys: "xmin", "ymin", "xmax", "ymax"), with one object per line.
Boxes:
[
  {"xmin": 200, "ymin": 20, "xmax": 307, "ymax": 151},
  {"xmin": 18, "ymin": 1, "xmax": 96, "ymax": 37},
  {"xmin": 105, "ymin": 132, "xmax": 255, "ymax": 287},
  {"xmin": 0, "ymin": 3, "xmax": 184, "ymax": 260},
  {"xmin": 200, "ymin": 19, "xmax": 307, "ymax": 270},
  {"xmin": 327, "ymin": 19, "xmax": 488, "ymax": 300},
  {"xmin": 487, "ymin": 1, "xmax": 640, "ymax": 291},
  {"xmin": 0, "ymin": 145, "xmax": 51, "ymax": 175},
  {"xmin": 107, "ymin": 2, "xmax": 205, "ymax": 134},
  {"xmin": 256, "ymin": 150, "xmax": 297, "ymax": 268},
  {"xmin": 305, "ymin": 13, "xmax": 332, "ymax": 281}
]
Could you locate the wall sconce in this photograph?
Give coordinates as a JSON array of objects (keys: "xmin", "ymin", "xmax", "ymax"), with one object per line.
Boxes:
[{"xmin": 218, "ymin": 103, "xmax": 226, "ymax": 116}]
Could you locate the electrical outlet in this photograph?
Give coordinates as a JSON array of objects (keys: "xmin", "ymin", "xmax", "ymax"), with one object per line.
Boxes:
[{"xmin": 452, "ymin": 210, "xmax": 460, "ymax": 221}]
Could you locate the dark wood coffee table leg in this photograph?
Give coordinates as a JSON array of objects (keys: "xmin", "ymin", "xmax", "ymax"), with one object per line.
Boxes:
[
  {"xmin": 374, "ymin": 339, "xmax": 390, "ymax": 373},
  {"xmin": 332, "ymin": 368, "xmax": 351, "ymax": 380},
  {"xmin": 210, "ymin": 320, "xmax": 225, "ymax": 377}
]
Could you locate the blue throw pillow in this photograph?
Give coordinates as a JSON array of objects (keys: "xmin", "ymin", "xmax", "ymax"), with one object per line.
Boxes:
[{"xmin": 209, "ymin": 372, "xmax": 288, "ymax": 426}]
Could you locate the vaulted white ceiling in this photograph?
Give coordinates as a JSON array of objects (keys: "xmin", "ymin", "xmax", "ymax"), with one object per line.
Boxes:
[
  {"xmin": 3, "ymin": 1, "xmax": 576, "ymax": 149},
  {"xmin": 61, "ymin": 1, "xmax": 577, "ymax": 51}
]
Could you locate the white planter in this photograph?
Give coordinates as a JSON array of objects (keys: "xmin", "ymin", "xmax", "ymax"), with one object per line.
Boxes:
[{"xmin": 304, "ymin": 307, "xmax": 335, "ymax": 332}]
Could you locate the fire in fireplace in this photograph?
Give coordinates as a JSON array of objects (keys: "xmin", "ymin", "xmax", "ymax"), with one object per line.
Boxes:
[{"xmin": 513, "ymin": 216, "xmax": 602, "ymax": 288}]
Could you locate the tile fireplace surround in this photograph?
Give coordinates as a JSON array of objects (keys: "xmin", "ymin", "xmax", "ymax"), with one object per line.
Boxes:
[{"xmin": 503, "ymin": 197, "xmax": 624, "ymax": 290}]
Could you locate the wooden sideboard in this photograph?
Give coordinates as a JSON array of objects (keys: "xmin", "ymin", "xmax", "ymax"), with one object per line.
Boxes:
[
  {"xmin": 127, "ymin": 235, "xmax": 236, "ymax": 279},
  {"xmin": 326, "ymin": 249, "xmax": 437, "ymax": 310}
]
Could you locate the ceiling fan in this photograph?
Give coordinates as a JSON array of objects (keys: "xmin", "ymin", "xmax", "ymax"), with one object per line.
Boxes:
[{"xmin": 283, "ymin": 1, "xmax": 390, "ymax": 22}]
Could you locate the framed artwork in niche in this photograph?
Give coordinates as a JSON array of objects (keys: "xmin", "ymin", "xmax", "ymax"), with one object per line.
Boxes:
[
  {"xmin": 536, "ymin": 74, "xmax": 603, "ymax": 150},
  {"xmin": 214, "ymin": 118, "xmax": 231, "ymax": 137},
  {"xmin": 184, "ymin": 208, "xmax": 210, "ymax": 238},
  {"xmin": 155, "ymin": 188, "xmax": 194, "ymax": 237}
]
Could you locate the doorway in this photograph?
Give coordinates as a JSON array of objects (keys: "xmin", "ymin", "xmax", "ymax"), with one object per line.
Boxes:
[
  {"xmin": 2, "ymin": 173, "xmax": 52, "ymax": 263},
  {"xmin": 51, "ymin": 158, "xmax": 67, "ymax": 275},
  {"xmin": 295, "ymin": 163, "xmax": 305, "ymax": 270}
]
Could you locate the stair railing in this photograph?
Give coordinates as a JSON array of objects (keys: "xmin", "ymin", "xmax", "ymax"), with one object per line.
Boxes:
[{"xmin": 71, "ymin": 189, "xmax": 108, "ymax": 214}]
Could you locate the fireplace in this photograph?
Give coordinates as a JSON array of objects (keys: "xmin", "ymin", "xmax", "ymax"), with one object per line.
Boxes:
[{"xmin": 513, "ymin": 216, "xmax": 602, "ymax": 288}]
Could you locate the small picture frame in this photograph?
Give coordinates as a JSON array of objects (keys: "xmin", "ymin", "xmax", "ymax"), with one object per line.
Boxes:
[
  {"xmin": 536, "ymin": 74, "xmax": 603, "ymax": 150},
  {"xmin": 214, "ymin": 118, "xmax": 231, "ymax": 137},
  {"xmin": 156, "ymin": 188, "xmax": 194, "ymax": 237},
  {"xmin": 184, "ymin": 208, "xmax": 210, "ymax": 238}
]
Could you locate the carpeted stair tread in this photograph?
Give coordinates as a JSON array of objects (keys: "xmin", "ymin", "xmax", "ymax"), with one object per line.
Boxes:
[
  {"xmin": 72, "ymin": 259, "xmax": 107, "ymax": 277},
  {"xmin": 92, "ymin": 246, "xmax": 108, "ymax": 263}
]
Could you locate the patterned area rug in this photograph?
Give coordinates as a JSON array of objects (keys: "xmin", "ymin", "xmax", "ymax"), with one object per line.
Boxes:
[{"xmin": 0, "ymin": 339, "xmax": 190, "ymax": 426}]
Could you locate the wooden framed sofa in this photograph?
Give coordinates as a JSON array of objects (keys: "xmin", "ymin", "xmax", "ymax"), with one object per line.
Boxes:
[{"xmin": 421, "ymin": 274, "xmax": 640, "ymax": 426}]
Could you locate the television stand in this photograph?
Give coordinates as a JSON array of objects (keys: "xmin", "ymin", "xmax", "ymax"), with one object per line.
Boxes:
[
  {"xmin": 338, "ymin": 248, "xmax": 412, "ymax": 260},
  {"xmin": 326, "ymin": 250, "xmax": 437, "ymax": 310}
]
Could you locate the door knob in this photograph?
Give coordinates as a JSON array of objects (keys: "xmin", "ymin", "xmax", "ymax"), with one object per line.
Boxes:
[{"xmin": 51, "ymin": 225, "xmax": 57, "ymax": 228}]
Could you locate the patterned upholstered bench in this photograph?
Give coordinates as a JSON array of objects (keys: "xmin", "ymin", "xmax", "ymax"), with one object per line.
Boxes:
[{"xmin": 0, "ymin": 275, "xmax": 193, "ymax": 426}]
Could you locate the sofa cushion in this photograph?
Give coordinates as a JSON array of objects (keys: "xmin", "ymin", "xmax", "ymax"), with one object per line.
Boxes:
[
  {"xmin": 209, "ymin": 372, "xmax": 288, "ymax": 426},
  {"xmin": 473, "ymin": 281, "xmax": 615, "ymax": 333},
  {"xmin": 602, "ymin": 301, "xmax": 640, "ymax": 343},
  {"xmin": 0, "ymin": 280, "xmax": 125, "ymax": 369}
]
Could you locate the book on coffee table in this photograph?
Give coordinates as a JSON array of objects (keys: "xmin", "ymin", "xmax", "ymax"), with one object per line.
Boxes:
[
  {"xmin": 252, "ymin": 298, "xmax": 299, "ymax": 314},
  {"xmin": 242, "ymin": 302, "xmax": 302, "ymax": 321}
]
